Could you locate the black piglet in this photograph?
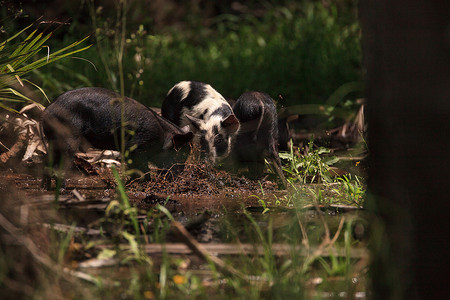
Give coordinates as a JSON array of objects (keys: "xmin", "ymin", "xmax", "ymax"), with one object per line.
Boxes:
[{"xmin": 232, "ymin": 91, "xmax": 287, "ymax": 186}]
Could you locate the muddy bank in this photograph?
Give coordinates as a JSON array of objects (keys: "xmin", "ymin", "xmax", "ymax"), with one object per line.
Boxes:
[{"xmin": 0, "ymin": 155, "xmax": 285, "ymax": 214}]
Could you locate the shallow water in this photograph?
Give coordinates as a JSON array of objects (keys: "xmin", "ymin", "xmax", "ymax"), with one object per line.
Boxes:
[{"xmin": 0, "ymin": 165, "xmax": 369, "ymax": 298}]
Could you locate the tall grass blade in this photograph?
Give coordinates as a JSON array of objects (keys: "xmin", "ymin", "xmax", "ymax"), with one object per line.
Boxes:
[{"xmin": 111, "ymin": 165, "xmax": 139, "ymax": 235}]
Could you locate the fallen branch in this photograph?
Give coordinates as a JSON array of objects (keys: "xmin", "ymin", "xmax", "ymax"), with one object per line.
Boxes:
[
  {"xmin": 71, "ymin": 189, "xmax": 86, "ymax": 201},
  {"xmin": 39, "ymin": 223, "xmax": 101, "ymax": 236},
  {"xmin": 87, "ymin": 242, "xmax": 368, "ymax": 260},
  {"xmin": 22, "ymin": 194, "xmax": 111, "ymax": 209},
  {"xmin": 301, "ymin": 204, "xmax": 362, "ymax": 212},
  {"xmin": 0, "ymin": 132, "xmax": 27, "ymax": 164},
  {"xmin": 171, "ymin": 221, "xmax": 248, "ymax": 280}
]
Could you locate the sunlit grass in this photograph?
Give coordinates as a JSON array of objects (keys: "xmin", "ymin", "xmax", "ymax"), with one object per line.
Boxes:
[{"xmin": 0, "ymin": 22, "xmax": 91, "ymax": 112}]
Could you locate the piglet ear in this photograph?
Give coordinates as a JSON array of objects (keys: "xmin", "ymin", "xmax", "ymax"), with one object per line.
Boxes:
[
  {"xmin": 184, "ymin": 114, "xmax": 203, "ymax": 130},
  {"xmin": 173, "ymin": 131, "xmax": 194, "ymax": 149},
  {"xmin": 222, "ymin": 114, "xmax": 240, "ymax": 133},
  {"xmin": 163, "ymin": 122, "xmax": 194, "ymax": 150},
  {"xmin": 163, "ymin": 131, "xmax": 193, "ymax": 150},
  {"xmin": 163, "ymin": 135, "xmax": 174, "ymax": 150}
]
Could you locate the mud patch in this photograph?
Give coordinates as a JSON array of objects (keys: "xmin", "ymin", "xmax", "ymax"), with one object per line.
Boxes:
[{"xmin": 129, "ymin": 163, "xmax": 278, "ymax": 195}]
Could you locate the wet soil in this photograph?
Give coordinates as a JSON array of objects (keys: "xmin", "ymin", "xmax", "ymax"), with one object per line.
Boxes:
[
  {"xmin": 0, "ymin": 158, "xmax": 368, "ymax": 249},
  {"xmin": 0, "ymin": 151, "xmax": 368, "ymax": 299},
  {"xmin": 0, "ymin": 158, "xmax": 287, "ymax": 227},
  {"xmin": 0, "ymin": 155, "xmax": 366, "ymax": 244}
]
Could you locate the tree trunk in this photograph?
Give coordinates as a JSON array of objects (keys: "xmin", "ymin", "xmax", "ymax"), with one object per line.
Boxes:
[{"xmin": 359, "ymin": 1, "xmax": 450, "ymax": 299}]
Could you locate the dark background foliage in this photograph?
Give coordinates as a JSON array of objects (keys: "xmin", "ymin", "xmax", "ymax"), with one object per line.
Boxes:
[{"xmin": 1, "ymin": 0, "xmax": 362, "ymax": 108}]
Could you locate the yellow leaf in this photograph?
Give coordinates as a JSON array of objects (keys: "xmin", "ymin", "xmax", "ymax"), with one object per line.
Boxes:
[
  {"xmin": 173, "ymin": 274, "xmax": 186, "ymax": 285},
  {"xmin": 143, "ymin": 290, "xmax": 154, "ymax": 299}
]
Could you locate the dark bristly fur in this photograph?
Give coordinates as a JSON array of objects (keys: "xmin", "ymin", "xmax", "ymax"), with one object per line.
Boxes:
[
  {"xmin": 232, "ymin": 91, "xmax": 287, "ymax": 187},
  {"xmin": 41, "ymin": 87, "xmax": 193, "ymax": 188}
]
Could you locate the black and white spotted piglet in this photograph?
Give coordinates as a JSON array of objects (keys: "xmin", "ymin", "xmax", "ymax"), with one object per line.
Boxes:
[
  {"xmin": 232, "ymin": 91, "xmax": 287, "ymax": 186},
  {"xmin": 161, "ymin": 81, "xmax": 240, "ymax": 164}
]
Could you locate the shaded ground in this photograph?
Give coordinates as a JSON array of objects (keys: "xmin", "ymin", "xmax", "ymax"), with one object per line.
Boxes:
[
  {"xmin": 0, "ymin": 106, "xmax": 369, "ymax": 298},
  {"xmin": 0, "ymin": 162, "xmax": 369, "ymax": 299}
]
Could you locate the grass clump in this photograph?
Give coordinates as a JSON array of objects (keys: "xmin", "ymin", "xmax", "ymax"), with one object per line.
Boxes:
[
  {"xmin": 280, "ymin": 140, "xmax": 339, "ymax": 184},
  {"xmin": 334, "ymin": 174, "xmax": 365, "ymax": 208},
  {"xmin": 0, "ymin": 21, "xmax": 91, "ymax": 112}
]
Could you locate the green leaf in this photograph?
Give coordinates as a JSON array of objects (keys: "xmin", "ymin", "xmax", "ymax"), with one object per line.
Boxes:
[
  {"xmin": 0, "ymin": 23, "xmax": 34, "ymax": 50},
  {"xmin": 156, "ymin": 205, "xmax": 175, "ymax": 221},
  {"xmin": 0, "ymin": 102, "xmax": 20, "ymax": 113},
  {"xmin": 97, "ymin": 248, "xmax": 117, "ymax": 260},
  {"xmin": 122, "ymin": 231, "xmax": 139, "ymax": 256},
  {"xmin": 325, "ymin": 81, "xmax": 363, "ymax": 107},
  {"xmin": 0, "ymin": 24, "xmax": 91, "ymax": 109},
  {"xmin": 324, "ymin": 156, "xmax": 339, "ymax": 165}
]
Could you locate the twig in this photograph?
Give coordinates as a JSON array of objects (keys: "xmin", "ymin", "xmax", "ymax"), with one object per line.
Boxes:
[
  {"xmin": 71, "ymin": 189, "xmax": 85, "ymax": 201},
  {"xmin": 328, "ymin": 216, "xmax": 346, "ymax": 246},
  {"xmin": 171, "ymin": 221, "xmax": 248, "ymax": 281},
  {"xmin": 140, "ymin": 222, "xmax": 149, "ymax": 244},
  {"xmin": 301, "ymin": 204, "xmax": 362, "ymax": 212},
  {"xmin": 296, "ymin": 209, "xmax": 310, "ymax": 252},
  {"xmin": 0, "ymin": 133, "xmax": 27, "ymax": 164},
  {"xmin": 0, "ymin": 211, "xmax": 55, "ymax": 270},
  {"xmin": 78, "ymin": 258, "xmax": 119, "ymax": 268},
  {"xmin": 79, "ymin": 242, "xmax": 368, "ymax": 271},
  {"xmin": 291, "ymin": 186, "xmax": 311, "ymax": 251},
  {"xmin": 314, "ymin": 199, "xmax": 331, "ymax": 245},
  {"xmin": 91, "ymin": 243, "xmax": 367, "ymax": 258},
  {"xmin": 0, "ymin": 211, "xmax": 102, "ymax": 293},
  {"xmin": 63, "ymin": 267, "xmax": 102, "ymax": 285},
  {"xmin": 39, "ymin": 223, "xmax": 101, "ymax": 236},
  {"xmin": 301, "ymin": 216, "xmax": 350, "ymax": 277},
  {"xmin": 1, "ymin": 277, "xmax": 35, "ymax": 298},
  {"xmin": 20, "ymin": 204, "xmax": 29, "ymax": 227}
]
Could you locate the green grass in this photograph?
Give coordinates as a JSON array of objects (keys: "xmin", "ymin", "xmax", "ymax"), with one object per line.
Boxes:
[
  {"xmin": 280, "ymin": 139, "xmax": 339, "ymax": 184},
  {"xmin": 0, "ymin": 22, "xmax": 91, "ymax": 112}
]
